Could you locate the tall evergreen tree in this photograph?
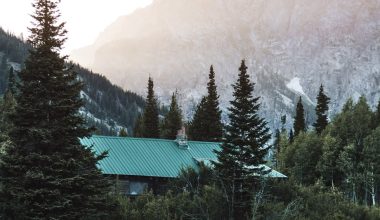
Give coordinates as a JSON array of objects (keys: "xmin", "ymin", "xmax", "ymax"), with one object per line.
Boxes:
[
  {"xmin": 188, "ymin": 66, "xmax": 223, "ymax": 141},
  {"xmin": 161, "ymin": 92, "xmax": 182, "ymax": 139},
  {"xmin": 0, "ymin": 1, "xmax": 111, "ymax": 219},
  {"xmin": 293, "ymin": 96, "xmax": 306, "ymax": 136},
  {"xmin": 313, "ymin": 84, "xmax": 330, "ymax": 134},
  {"xmin": 188, "ymin": 97, "xmax": 207, "ymax": 141},
  {"xmin": 204, "ymin": 65, "xmax": 223, "ymax": 141},
  {"xmin": 213, "ymin": 60, "xmax": 271, "ymax": 219},
  {"xmin": 142, "ymin": 77, "xmax": 160, "ymax": 138}
]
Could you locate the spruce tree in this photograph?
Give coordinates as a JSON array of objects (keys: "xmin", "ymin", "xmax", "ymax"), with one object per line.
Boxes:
[
  {"xmin": 188, "ymin": 66, "xmax": 223, "ymax": 141},
  {"xmin": 0, "ymin": 1, "xmax": 111, "ymax": 219},
  {"xmin": 161, "ymin": 92, "xmax": 182, "ymax": 139},
  {"xmin": 204, "ymin": 65, "xmax": 223, "ymax": 141},
  {"xmin": 293, "ymin": 96, "xmax": 306, "ymax": 136},
  {"xmin": 213, "ymin": 60, "xmax": 271, "ymax": 219},
  {"xmin": 313, "ymin": 84, "xmax": 330, "ymax": 134},
  {"xmin": 142, "ymin": 77, "xmax": 160, "ymax": 138},
  {"xmin": 188, "ymin": 97, "xmax": 207, "ymax": 141}
]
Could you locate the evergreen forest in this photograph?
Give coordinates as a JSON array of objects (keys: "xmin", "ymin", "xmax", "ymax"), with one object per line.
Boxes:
[{"xmin": 0, "ymin": 1, "xmax": 380, "ymax": 219}]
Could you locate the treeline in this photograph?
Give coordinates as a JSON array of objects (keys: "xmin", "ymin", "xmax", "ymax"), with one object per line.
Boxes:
[
  {"xmin": 0, "ymin": 27, "xmax": 146, "ymax": 135},
  {"xmin": 75, "ymin": 64, "xmax": 145, "ymax": 134},
  {"xmin": 133, "ymin": 65, "xmax": 223, "ymax": 141},
  {"xmin": 277, "ymin": 95, "xmax": 380, "ymax": 206},
  {"xmin": 0, "ymin": 28, "xmax": 29, "ymax": 64},
  {"xmin": 117, "ymin": 61, "xmax": 380, "ymax": 219}
]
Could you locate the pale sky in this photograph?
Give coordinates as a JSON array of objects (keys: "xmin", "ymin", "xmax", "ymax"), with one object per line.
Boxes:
[{"xmin": 0, "ymin": 0, "xmax": 153, "ymax": 54}]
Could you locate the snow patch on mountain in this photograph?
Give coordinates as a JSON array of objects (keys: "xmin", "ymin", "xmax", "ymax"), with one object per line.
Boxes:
[
  {"xmin": 286, "ymin": 78, "xmax": 304, "ymax": 96},
  {"xmin": 79, "ymin": 109, "xmax": 126, "ymax": 134},
  {"xmin": 286, "ymin": 77, "xmax": 314, "ymax": 104}
]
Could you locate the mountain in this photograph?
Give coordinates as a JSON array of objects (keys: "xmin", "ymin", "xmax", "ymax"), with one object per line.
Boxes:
[
  {"xmin": 72, "ymin": 0, "xmax": 380, "ymax": 130},
  {"xmin": 0, "ymin": 28, "xmax": 145, "ymax": 136}
]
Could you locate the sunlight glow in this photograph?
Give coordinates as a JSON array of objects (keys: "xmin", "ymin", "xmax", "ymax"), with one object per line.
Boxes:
[{"xmin": 0, "ymin": 0, "xmax": 153, "ymax": 53}]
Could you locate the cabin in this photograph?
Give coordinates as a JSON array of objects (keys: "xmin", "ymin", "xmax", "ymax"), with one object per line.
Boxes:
[{"xmin": 80, "ymin": 134, "xmax": 286, "ymax": 196}]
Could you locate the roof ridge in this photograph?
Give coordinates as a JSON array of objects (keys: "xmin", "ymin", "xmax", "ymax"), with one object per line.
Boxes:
[
  {"xmin": 90, "ymin": 135, "xmax": 221, "ymax": 144},
  {"xmin": 90, "ymin": 135, "xmax": 175, "ymax": 142}
]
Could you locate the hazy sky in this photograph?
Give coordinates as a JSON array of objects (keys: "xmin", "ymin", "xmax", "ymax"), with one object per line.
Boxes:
[{"xmin": 0, "ymin": 0, "xmax": 153, "ymax": 54}]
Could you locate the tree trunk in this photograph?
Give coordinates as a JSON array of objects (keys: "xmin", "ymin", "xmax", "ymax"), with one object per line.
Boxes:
[
  {"xmin": 352, "ymin": 182, "xmax": 357, "ymax": 204},
  {"xmin": 371, "ymin": 184, "xmax": 376, "ymax": 206}
]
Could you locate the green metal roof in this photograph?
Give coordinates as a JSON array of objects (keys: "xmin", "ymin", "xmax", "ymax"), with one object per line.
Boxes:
[{"xmin": 80, "ymin": 135, "xmax": 286, "ymax": 179}]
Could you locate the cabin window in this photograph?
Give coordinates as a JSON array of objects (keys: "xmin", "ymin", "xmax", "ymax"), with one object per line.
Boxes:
[{"xmin": 129, "ymin": 181, "xmax": 148, "ymax": 195}]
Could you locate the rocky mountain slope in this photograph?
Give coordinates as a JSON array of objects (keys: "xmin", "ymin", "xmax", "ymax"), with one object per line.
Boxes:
[
  {"xmin": 0, "ymin": 28, "xmax": 145, "ymax": 135},
  {"xmin": 72, "ymin": 0, "xmax": 380, "ymax": 130}
]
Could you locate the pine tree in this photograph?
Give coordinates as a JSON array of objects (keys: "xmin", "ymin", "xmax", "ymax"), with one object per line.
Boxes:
[
  {"xmin": 313, "ymin": 84, "xmax": 330, "ymax": 134},
  {"xmin": 188, "ymin": 66, "xmax": 223, "ymax": 141},
  {"xmin": 213, "ymin": 60, "xmax": 271, "ymax": 219},
  {"xmin": 119, "ymin": 128, "xmax": 128, "ymax": 137},
  {"xmin": 293, "ymin": 96, "xmax": 306, "ymax": 136},
  {"xmin": 204, "ymin": 65, "xmax": 223, "ymax": 141},
  {"xmin": 161, "ymin": 92, "xmax": 182, "ymax": 139},
  {"xmin": 142, "ymin": 77, "xmax": 160, "ymax": 138},
  {"xmin": 188, "ymin": 97, "xmax": 208, "ymax": 141},
  {"xmin": 0, "ymin": 1, "xmax": 112, "ymax": 218}
]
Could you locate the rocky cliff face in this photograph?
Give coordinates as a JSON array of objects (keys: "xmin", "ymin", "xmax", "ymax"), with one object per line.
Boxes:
[{"xmin": 71, "ymin": 0, "xmax": 380, "ymax": 130}]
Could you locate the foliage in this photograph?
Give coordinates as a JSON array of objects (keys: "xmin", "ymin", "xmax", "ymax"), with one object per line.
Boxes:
[
  {"xmin": 0, "ymin": 0, "xmax": 112, "ymax": 218},
  {"xmin": 189, "ymin": 66, "xmax": 223, "ymax": 141},
  {"xmin": 188, "ymin": 97, "xmax": 208, "ymax": 140},
  {"xmin": 142, "ymin": 77, "xmax": 160, "ymax": 138},
  {"xmin": 313, "ymin": 84, "xmax": 330, "ymax": 134},
  {"xmin": 213, "ymin": 60, "xmax": 271, "ymax": 219},
  {"xmin": 161, "ymin": 92, "xmax": 182, "ymax": 139},
  {"xmin": 375, "ymin": 100, "xmax": 380, "ymax": 129},
  {"xmin": 133, "ymin": 114, "xmax": 144, "ymax": 137},
  {"xmin": 0, "ymin": 90, "xmax": 16, "ymax": 155},
  {"xmin": 317, "ymin": 133, "xmax": 343, "ymax": 187},
  {"xmin": 254, "ymin": 181, "xmax": 380, "ymax": 220},
  {"xmin": 203, "ymin": 65, "xmax": 223, "ymax": 141},
  {"xmin": 0, "ymin": 28, "xmax": 146, "ymax": 136},
  {"xmin": 293, "ymin": 96, "xmax": 306, "ymax": 136},
  {"xmin": 282, "ymin": 95, "xmax": 380, "ymax": 206},
  {"xmin": 119, "ymin": 128, "xmax": 128, "ymax": 137},
  {"xmin": 77, "ymin": 64, "xmax": 145, "ymax": 135},
  {"xmin": 280, "ymin": 132, "xmax": 323, "ymax": 185}
]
